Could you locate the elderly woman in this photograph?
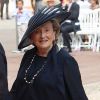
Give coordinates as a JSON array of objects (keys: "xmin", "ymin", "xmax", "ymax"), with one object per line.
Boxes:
[{"xmin": 10, "ymin": 7, "xmax": 88, "ymax": 100}]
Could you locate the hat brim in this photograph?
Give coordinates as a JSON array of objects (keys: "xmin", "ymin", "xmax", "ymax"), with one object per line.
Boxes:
[{"xmin": 18, "ymin": 7, "xmax": 70, "ymax": 50}]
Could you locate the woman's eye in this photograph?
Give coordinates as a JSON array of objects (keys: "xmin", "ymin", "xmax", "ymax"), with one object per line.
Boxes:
[
  {"xmin": 45, "ymin": 29, "xmax": 48, "ymax": 31},
  {"xmin": 35, "ymin": 30, "xmax": 40, "ymax": 34},
  {"xmin": 45, "ymin": 29, "xmax": 49, "ymax": 32}
]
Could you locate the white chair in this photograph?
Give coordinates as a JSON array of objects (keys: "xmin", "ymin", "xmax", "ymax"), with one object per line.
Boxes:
[{"xmin": 71, "ymin": 8, "xmax": 100, "ymax": 52}]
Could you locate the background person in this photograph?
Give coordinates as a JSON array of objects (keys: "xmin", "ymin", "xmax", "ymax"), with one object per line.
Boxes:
[
  {"xmin": 30, "ymin": 0, "xmax": 35, "ymax": 14},
  {"xmin": 60, "ymin": 0, "xmax": 80, "ymax": 52},
  {"xmin": 89, "ymin": 0, "xmax": 99, "ymax": 10},
  {"xmin": 46, "ymin": 0, "xmax": 55, "ymax": 7},
  {"xmin": 16, "ymin": 0, "xmax": 33, "ymax": 43},
  {"xmin": 10, "ymin": 7, "xmax": 88, "ymax": 100}
]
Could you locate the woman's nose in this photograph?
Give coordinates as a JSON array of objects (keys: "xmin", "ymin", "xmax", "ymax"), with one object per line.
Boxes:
[{"xmin": 40, "ymin": 32, "xmax": 46, "ymax": 38}]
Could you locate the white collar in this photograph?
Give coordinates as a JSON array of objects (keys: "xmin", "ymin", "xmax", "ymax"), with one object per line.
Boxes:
[{"xmin": 68, "ymin": 3, "xmax": 73, "ymax": 11}]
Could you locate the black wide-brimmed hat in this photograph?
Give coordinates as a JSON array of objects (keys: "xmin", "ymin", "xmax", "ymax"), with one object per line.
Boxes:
[{"xmin": 18, "ymin": 6, "xmax": 70, "ymax": 50}]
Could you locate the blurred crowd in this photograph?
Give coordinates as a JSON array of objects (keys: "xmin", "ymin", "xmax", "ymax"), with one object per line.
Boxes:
[
  {"xmin": 0, "ymin": 0, "xmax": 100, "ymax": 52},
  {"xmin": 0, "ymin": 0, "xmax": 100, "ymax": 20}
]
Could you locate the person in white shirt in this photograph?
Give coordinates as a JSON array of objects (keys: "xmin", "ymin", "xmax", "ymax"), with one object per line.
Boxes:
[{"xmin": 16, "ymin": 0, "xmax": 33, "ymax": 43}]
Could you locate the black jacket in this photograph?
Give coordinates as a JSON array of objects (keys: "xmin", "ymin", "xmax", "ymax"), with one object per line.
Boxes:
[
  {"xmin": 57, "ymin": 2, "xmax": 80, "ymax": 23},
  {"xmin": 10, "ymin": 45, "xmax": 88, "ymax": 100},
  {"xmin": 0, "ymin": 43, "xmax": 10, "ymax": 100},
  {"xmin": 57, "ymin": 2, "xmax": 80, "ymax": 33},
  {"xmin": 55, "ymin": 3, "xmax": 69, "ymax": 23},
  {"xmin": 67, "ymin": 2, "xmax": 80, "ymax": 22}
]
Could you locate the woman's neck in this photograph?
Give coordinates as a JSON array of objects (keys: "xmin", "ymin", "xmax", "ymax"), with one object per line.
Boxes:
[{"xmin": 36, "ymin": 45, "xmax": 53, "ymax": 57}]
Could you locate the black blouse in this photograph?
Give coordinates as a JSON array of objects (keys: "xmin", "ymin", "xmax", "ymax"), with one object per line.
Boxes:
[
  {"xmin": 10, "ymin": 54, "xmax": 68, "ymax": 100},
  {"xmin": 10, "ymin": 45, "xmax": 88, "ymax": 100}
]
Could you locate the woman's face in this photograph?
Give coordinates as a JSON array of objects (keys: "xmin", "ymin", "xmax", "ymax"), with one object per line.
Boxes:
[{"xmin": 31, "ymin": 21, "xmax": 56, "ymax": 50}]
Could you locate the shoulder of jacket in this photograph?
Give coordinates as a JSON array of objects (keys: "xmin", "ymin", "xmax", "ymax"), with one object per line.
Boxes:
[
  {"xmin": 24, "ymin": 48, "xmax": 34, "ymax": 55},
  {"xmin": 73, "ymin": 2, "xmax": 79, "ymax": 6},
  {"xmin": 58, "ymin": 48, "xmax": 77, "ymax": 64},
  {"xmin": 58, "ymin": 48, "xmax": 79, "ymax": 70},
  {"xmin": 57, "ymin": 48, "xmax": 72, "ymax": 60},
  {"xmin": 0, "ymin": 43, "xmax": 5, "ymax": 56}
]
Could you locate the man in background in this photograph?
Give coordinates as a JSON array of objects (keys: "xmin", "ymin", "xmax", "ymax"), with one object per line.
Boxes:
[{"xmin": 60, "ymin": 0, "xmax": 80, "ymax": 52}]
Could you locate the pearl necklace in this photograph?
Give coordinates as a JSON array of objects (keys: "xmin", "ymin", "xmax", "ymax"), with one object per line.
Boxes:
[{"xmin": 24, "ymin": 55, "xmax": 47, "ymax": 84}]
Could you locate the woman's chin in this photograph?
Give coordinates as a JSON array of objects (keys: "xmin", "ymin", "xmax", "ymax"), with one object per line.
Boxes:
[
  {"xmin": 39, "ymin": 45, "xmax": 49, "ymax": 49},
  {"xmin": 37, "ymin": 44, "xmax": 52, "ymax": 50}
]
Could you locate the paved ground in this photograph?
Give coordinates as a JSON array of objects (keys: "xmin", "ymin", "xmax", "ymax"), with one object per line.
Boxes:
[{"xmin": 0, "ymin": 18, "xmax": 100, "ymax": 100}]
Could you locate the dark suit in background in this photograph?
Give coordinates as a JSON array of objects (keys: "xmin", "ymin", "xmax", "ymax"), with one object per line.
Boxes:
[
  {"xmin": 0, "ymin": 43, "xmax": 11, "ymax": 100},
  {"xmin": 0, "ymin": 0, "xmax": 9, "ymax": 19},
  {"xmin": 60, "ymin": 2, "xmax": 80, "ymax": 52}
]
